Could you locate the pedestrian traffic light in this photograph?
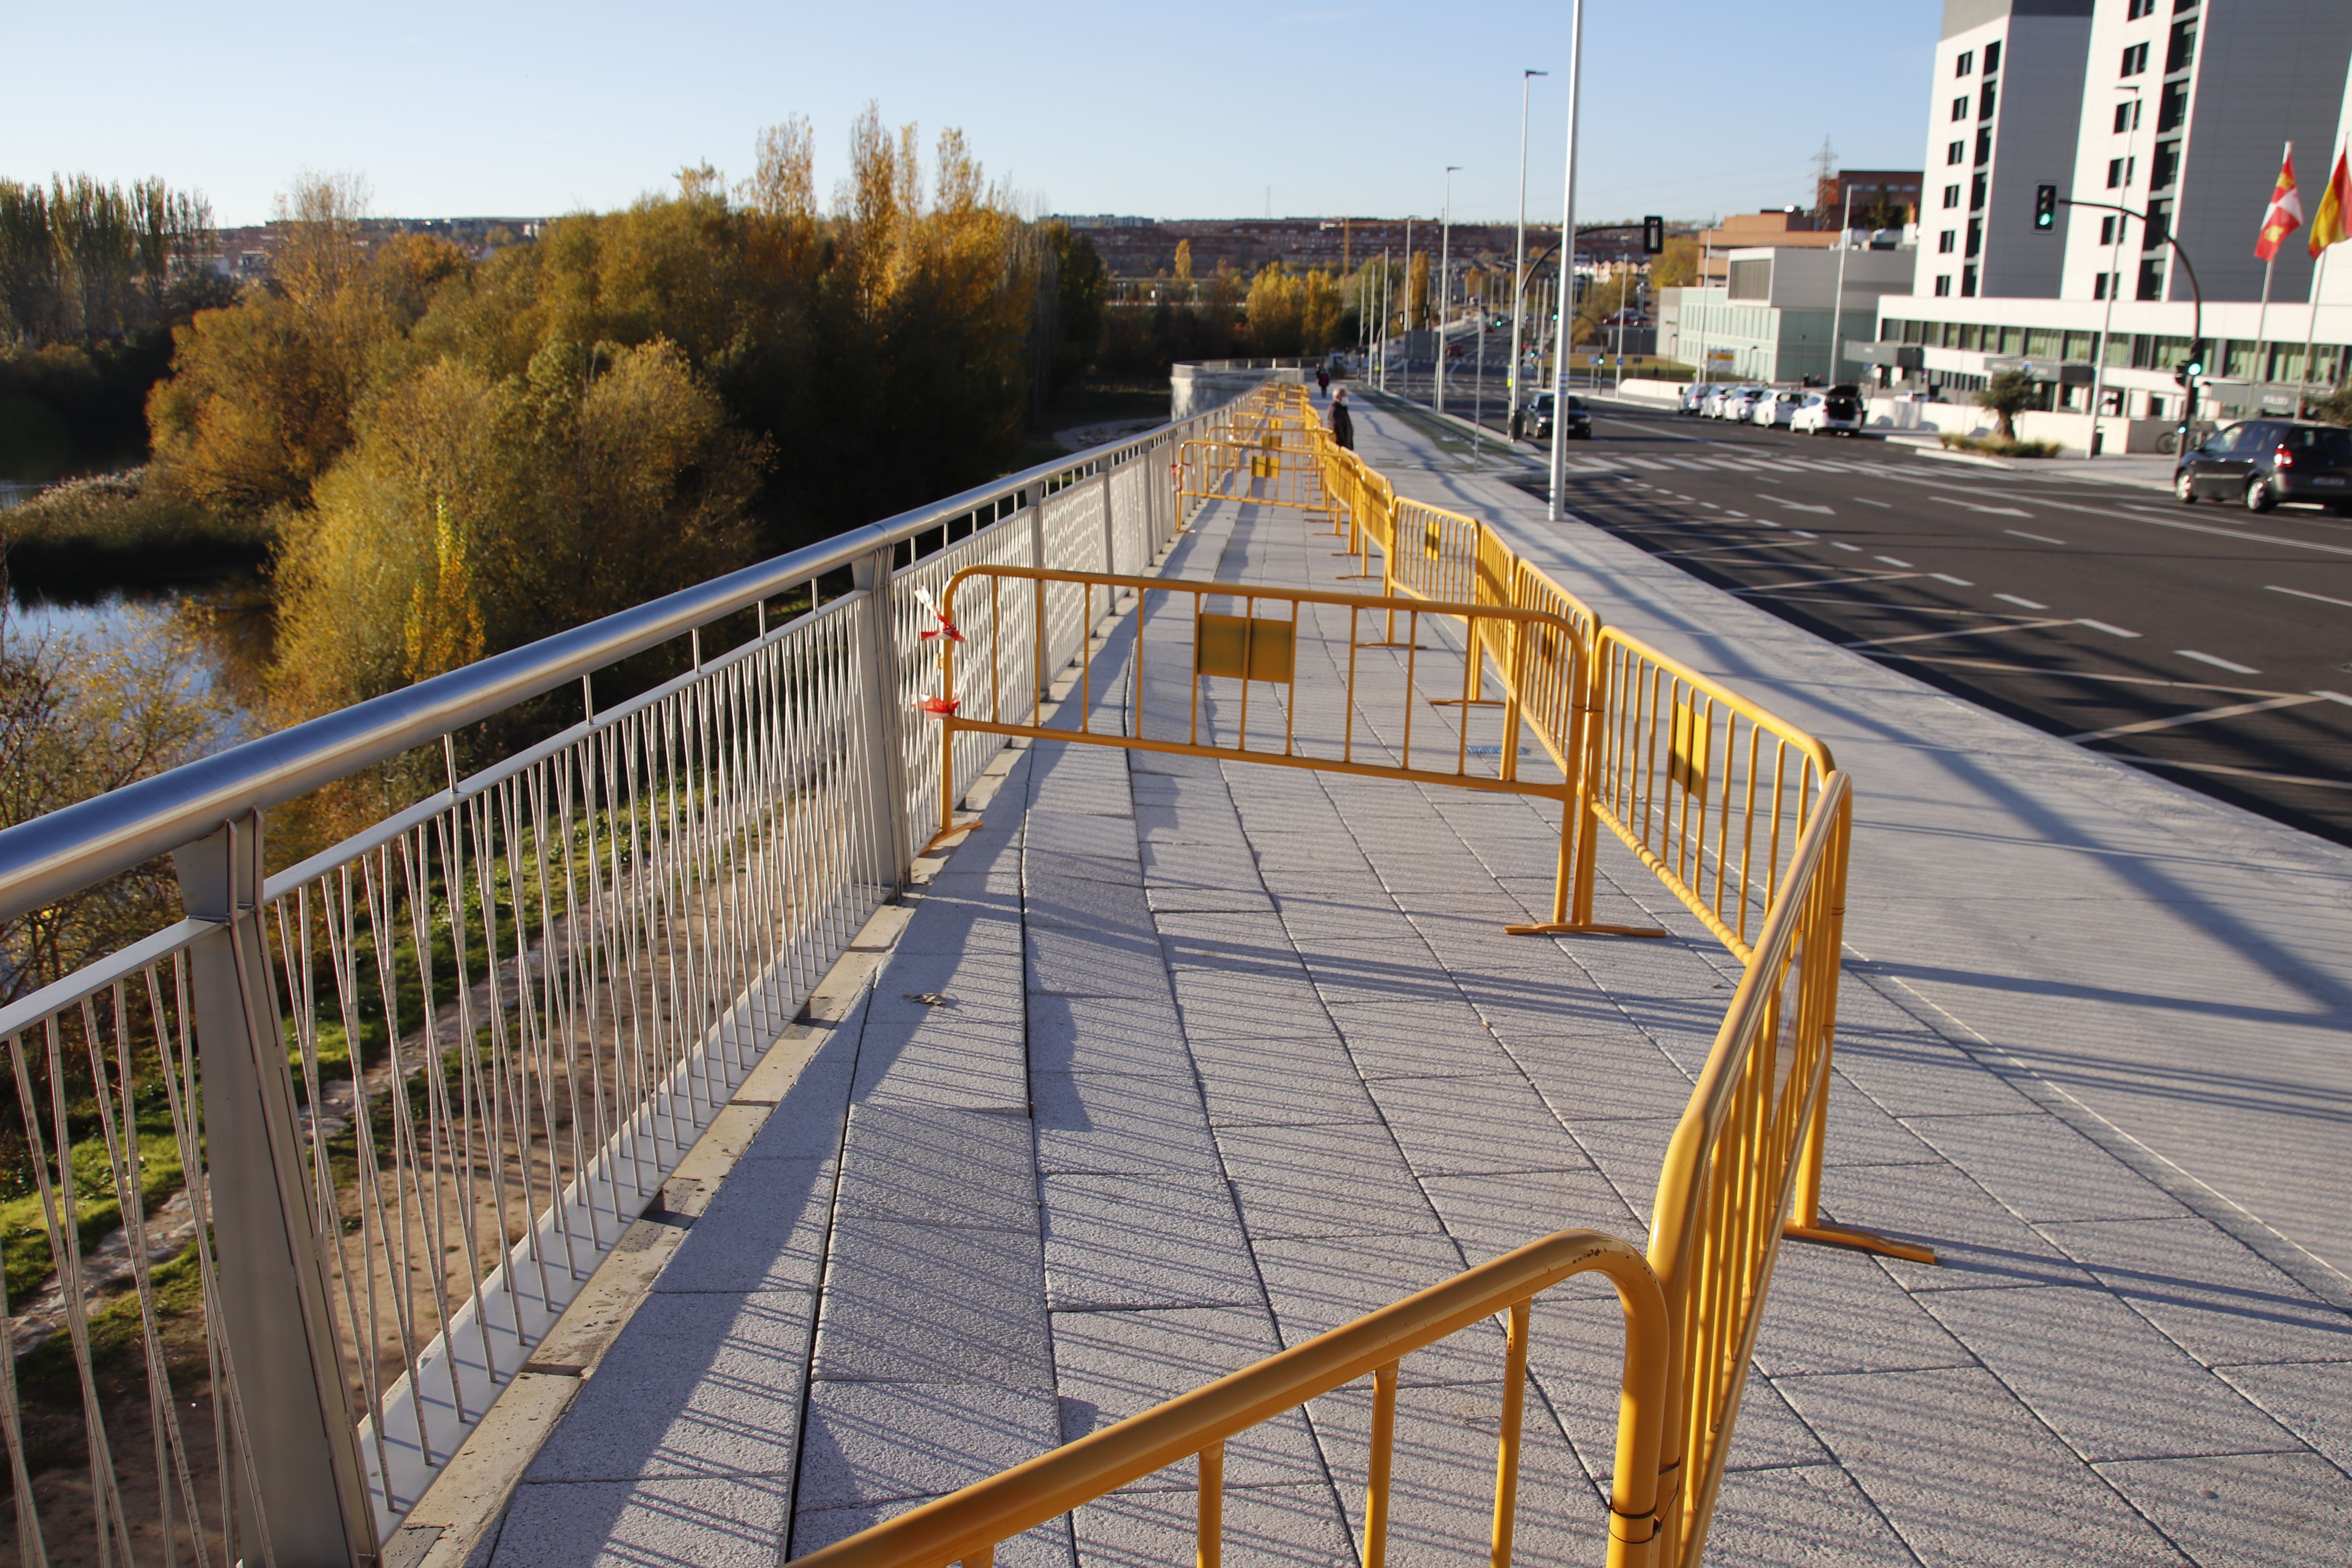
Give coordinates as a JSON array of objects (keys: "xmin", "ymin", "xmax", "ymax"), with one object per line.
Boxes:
[
  {"xmin": 1642, "ymin": 215, "xmax": 1665, "ymax": 255},
  {"xmin": 2033, "ymin": 185, "xmax": 2058, "ymax": 230}
]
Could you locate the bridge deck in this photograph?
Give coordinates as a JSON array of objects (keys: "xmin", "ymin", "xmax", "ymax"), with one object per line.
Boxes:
[{"xmin": 465, "ymin": 399, "xmax": 2352, "ymax": 1568}]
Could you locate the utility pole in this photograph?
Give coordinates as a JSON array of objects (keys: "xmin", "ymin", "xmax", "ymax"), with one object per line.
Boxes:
[
  {"xmin": 1548, "ymin": 0, "xmax": 1585, "ymax": 521},
  {"xmin": 2088, "ymin": 85, "xmax": 2142, "ymax": 451},
  {"xmin": 1438, "ymin": 166, "xmax": 1459, "ymax": 414},
  {"xmin": 1826, "ymin": 183, "xmax": 1856, "ymax": 389},
  {"xmin": 1508, "ymin": 69, "xmax": 1547, "ymax": 437}
]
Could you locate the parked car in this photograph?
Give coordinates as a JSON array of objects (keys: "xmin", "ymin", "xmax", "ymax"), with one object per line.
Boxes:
[
  {"xmin": 1714, "ymin": 387, "xmax": 1767, "ymax": 422},
  {"xmin": 1790, "ymin": 387, "xmax": 1866, "ymax": 436},
  {"xmin": 1679, "ymin": 383, "xmax": 1718, "ymax": 415},
  {"xmin": 1752, "ymin": 390, "xmax": 1808, "ymax": 428},
  {"xmin": 1700, "ymin": 385, "xmax": 1743, "ymax": 418},
  {"xmin": 1524, "ymin": 392, "xmax": 1591, "ymax": 441},
  {"xmin": 2174, "ymin": 419, "xmax": 2352, "ymax": 512}
]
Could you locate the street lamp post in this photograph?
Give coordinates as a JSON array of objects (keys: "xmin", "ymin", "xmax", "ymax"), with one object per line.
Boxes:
[
  {"xmin": 1548, "ymin": 0, "xmax": 1585, "ymax": 521},
  {"xmin": 1438, "ymin": 167, "xmax": 1459, "ymax": 414},
  {"xmin": 1826, "ymin": 183, "xmax": 1856, "ymax": 391},
  {"xmin": 1508, "ymin": 70, "xmax": 1547, "ymax": 439}
]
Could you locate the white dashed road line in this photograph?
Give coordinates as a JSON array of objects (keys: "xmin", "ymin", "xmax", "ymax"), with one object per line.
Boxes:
[
  {"xmin": 1994, "ymin": 593, "xmax": 2049, "ymax": 609},
  {"xmin": 1929, "ymin": 573, "xmax": 1975, "ymax": 586},
  {"xmin": 1875, "ymin": 555, "xmax": 1915, "ymax": 567},
  {"xmin": 1840, "ymin": 619, "xmax": 2075, "ymax": 650},
  {"xmin": 2176, "ymin": 649, "xmax": 2262, "ymax": 675},
  {"xmin": 2267, "ymin": 584, "xmax": 2352, "ymax": 611},
  {"xmin": 1854, "ymin": 497, "xmax": 1891, "ymax": 507},
  {"xmin": 2005, "ymin": 529, "xmax": 2067, "ymax": 545},
  {"xmin": 2078, "ymin": 619, "xmax": 2142, "ymax": 639},
  {"xmin": 1931, "ymin": 495, "xmax": 2034, "ymax": 517},
  {"xmin": 2067, "ymin": 694, "xmax": 2320, "ymax": 743}
]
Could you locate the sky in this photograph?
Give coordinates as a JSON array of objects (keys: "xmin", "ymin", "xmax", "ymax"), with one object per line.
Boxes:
[{"xmin": 1, "ymin": 1, "xmax": 1944, "ymax": 229}]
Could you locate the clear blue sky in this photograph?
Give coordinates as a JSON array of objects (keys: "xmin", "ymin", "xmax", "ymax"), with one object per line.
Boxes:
[{"xmin": 2, "ymin": 1, "xmax": 1942, "ymax": 229}]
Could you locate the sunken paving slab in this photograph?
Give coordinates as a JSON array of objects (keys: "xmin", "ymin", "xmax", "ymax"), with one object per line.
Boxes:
[{"xmin": 492, "ymin": 445, "xmax": 2352, "ymax": 1566}]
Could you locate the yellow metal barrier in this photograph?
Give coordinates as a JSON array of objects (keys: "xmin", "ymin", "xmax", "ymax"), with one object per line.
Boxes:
[
  {"xmin": 788, "ymin": 1229, "xmax": 1671, "ymax": 1568},
  {"xmin": 1175, "ymin": 437, "xmax": 1331, "ymax": 517}
]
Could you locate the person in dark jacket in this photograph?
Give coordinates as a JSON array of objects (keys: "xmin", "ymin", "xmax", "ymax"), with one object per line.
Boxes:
[
  {"xmin": 1316, "ymin": 365, "xmax": 1330, "ymax": 396},
  {"xmin": 1328, "ymin": 386, "xmax": 1354, "ymax": 449}
]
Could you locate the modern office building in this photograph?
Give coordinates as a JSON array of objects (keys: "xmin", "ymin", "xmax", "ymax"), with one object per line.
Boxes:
[
  {"xmin": 1855, "ymin": 0, "xmax": 2352, "ymax": 438},
  {"xmin": 1659, "ymin": 244, "xmax": 1917, "ymax": 385}
]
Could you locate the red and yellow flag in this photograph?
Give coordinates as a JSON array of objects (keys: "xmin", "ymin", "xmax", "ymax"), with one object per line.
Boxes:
[
  {"xmin": 2254, "ymin": 146, "xmax": 2301, "ymax": 260},
  {"xmin": 2308, "ymin": 148, "xmax": 2352, "ymax": 257}
]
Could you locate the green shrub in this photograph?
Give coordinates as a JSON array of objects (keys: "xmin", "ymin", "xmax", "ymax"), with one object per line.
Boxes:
[{"xmin": 1938, "ymin": 431, "xmax": 2061, "ymax": 459}]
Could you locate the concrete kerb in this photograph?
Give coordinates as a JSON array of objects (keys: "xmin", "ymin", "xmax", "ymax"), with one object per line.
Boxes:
[{"xmin": 404, "ymin": 526, "xmax": 1192, "ymax": 1568}]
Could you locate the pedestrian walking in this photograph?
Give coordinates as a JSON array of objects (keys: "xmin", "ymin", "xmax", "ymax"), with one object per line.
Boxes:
[
  {"xmin": 1329, "ymin": 386, "xmax": 1354, "ymax": 450},
  {"xmin": 1316, "ymin": 365, "xmax": 1331, "ymax": 396}
]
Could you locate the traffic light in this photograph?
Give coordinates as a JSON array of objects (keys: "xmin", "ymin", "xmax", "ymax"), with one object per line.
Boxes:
[
  {"xmin": 1642, "ymin": 215, "xmax": 1665, "ymax": 255},
  {"xmin": 2033, "ymin": 185, "xmax": 2058, "ymax": 230},
  {"xmin": 2174, "ymin": 344, "xmax": 2207, "ymax": 386}
]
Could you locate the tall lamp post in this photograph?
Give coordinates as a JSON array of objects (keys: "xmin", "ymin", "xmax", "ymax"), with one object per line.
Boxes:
[
  {"xmin": 1825, "ymin": 182, "xmax": 1856, "ymax": 390},
  {"xmin": 1437, "ymin": 167, "xmax": 1460, "ymax": 414},
  {"xmin": 1547, "ymin": 0, "xmax": 1585, "ymax": 521},
  {"xmin": 1507, "ymin": 70, "xmax": 1547, "ymax": 439}
]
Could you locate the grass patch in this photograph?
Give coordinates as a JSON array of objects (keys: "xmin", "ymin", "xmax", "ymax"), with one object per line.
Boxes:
[
  {"xmin": 1939, "ymin": 432, "xmax": 2062, "ymax": 459},
  {"xmin": 1, "ymin": 468, "xmax": 271, "ymax": 595},
  {"xmin": 1, "ymin": 1133, "xmax": 187, "ymax": 1308}
]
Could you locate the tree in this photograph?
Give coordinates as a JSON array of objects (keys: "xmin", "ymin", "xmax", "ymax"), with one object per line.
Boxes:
[
  {"xmin": 1977, "ymin": 369, "xmax": 2040, "ymax": 439},
  {"xmin": 1408, "ymin": 251, "xmax": 1430, "ymax": 330},
  {"xmin": 1173, "ymin": 239, "xmax": 1192, "ymax": 282},
  {"xmin": 1045, "ymin": 223, "xmax": 1108, "ymax": 392},
  {"xmin": 1650, "ymin": 235, "xmax": 1702, "ymax": 290}
]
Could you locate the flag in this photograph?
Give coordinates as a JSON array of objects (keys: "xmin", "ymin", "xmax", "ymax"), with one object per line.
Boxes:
[
  {"xmin": 2255, "ymin": 147, "xmax": 2302, "ymax": 260},
  {"xmin": 2308, "ymin": 148, "xmax": 2352, "ymax": 258}
]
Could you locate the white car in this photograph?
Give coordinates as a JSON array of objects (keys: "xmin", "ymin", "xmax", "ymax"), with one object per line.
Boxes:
[
  {"xmin": 1700, "ymin": 385, "xmax": 1744, "ymax": 418},
  {"xmin": 1715, "ymin": 387, "xmax": 1766, "ymax": 422},
  {"xmin": 1789, "ymin": 388, "xmax": 1866, "ymax": 436},
  {"xmin": 1752, "ymin": 390, "xmax": 1807, "ymax": 428}
]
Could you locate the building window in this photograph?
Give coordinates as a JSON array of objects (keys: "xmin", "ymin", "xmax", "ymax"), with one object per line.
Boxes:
[
  {"xmin": 2127, "ymin": 0, "xmax": 2155, "ymax": 17},
  {"xmin": 2122, "ymin": 42, "xmax": 2150, "ymax": 76},
  {"xmin": 1978, "ymin": 83, "xmax": 1997, "ymax": 120},
  {"xmin": 2157, "ymin": 80, "xmax": 2188, "ymax": 132},
  {"xmin": 2113, "ymin": 99, "xmax": 2141, "ymax": 132},
  {"xmin": 2107, "ymin": 159, "xmax": 2122, "ymax": 189},
  {"xmin": 1939, "ymin": 230, "xmax": 1956, "ymax": 254},
  {"xmin": 1948, "ymin": 141, "xmax": 1965, "ymax": 165},
  {"xmin": 1956, "ymin": 49, "xmax": 1974, "ymax": 75},
  {"xmin": 2144, "ymin": 199, "xmax": 2172, "ymax": 247},
  {"xmin": 1935, "ymin": 276, "xmax": 1952, "ymax": 297},
  {"xmin": 1952, "ymin": 96, "xmax": 1969, "ymax": 122},
  {"xmin": 2100, "ymin": 215, "xmax": 2117, "ymax": 244},
  {"xmin": 1975, "ymin": 128, "xmax": 1993, "ymax": 165},
  {"xmin": 1984, "ymin": 40, "xmax": 2001, "ymax": 73},
  {"xmin": 2151, "ymin": 140, "xmax": 2180, "ymax": 189},
  {"xmin": 1971, "ymin": 172, "xmax": 1989, "ymax": 211},
  {"xmin": 2137, "ymin": 258, "xmax": 2165, "ymax": 300},
  {"xmin": 1944, "ymin": 184, "xmax": 1962, "ymax": 209},
  {"xmin": 2094, "ymin": 272, "xmax": 2109, "ymax": 300},
  {"xmin": 1966, "ymin": 219, "xmax": 1983, "ymax": 258},
  {"xmin": 2166, "ymin": 19, "xmax": 2196, "ymax": 73},
  {"xmin": 1962, "ymin": 266, "xmax": 1979, "ymax": 297}
]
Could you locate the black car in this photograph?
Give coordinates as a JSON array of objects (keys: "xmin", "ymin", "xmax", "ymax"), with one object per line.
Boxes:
[
  {"xmin": 2174, "ymin": 419, "xmax": 2352, "ymax": 512},
  {"xmin": 1525, "ymin": 392, "xmax": 1591, "ymax": 441}
]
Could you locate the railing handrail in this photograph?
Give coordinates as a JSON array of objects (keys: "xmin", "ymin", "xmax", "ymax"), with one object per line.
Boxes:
[
  {"xmin": 0, "ymin": 417, "xmax": 1213, "ymax": 924},
  {"xmin": 786, "ymin": 1227, "xmax": 1669, "ymax": 1568}
]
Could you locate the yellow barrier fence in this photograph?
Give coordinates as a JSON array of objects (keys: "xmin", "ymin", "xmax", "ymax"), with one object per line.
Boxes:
[
  {"xmin": 1175, "ymin": 437, "xmax": 1332, "ymax": 518},
  {"xmin": 789, "ymin": 1229, "xmax": 1672, "ymax": 1568}
]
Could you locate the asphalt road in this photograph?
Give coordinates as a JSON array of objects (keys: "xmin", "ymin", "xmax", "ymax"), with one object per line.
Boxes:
[{"xmin": 1441, "ymin": 398, "xmax": 2352, "ymax": 846}]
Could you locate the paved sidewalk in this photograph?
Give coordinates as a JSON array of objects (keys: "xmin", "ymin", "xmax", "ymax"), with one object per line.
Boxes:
[{"xmin": 475, "ymin": 407, "xmax": 2352, "ymax": 1567}]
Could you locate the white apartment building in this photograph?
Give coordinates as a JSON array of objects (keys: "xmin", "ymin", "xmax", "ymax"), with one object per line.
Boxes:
[{"xmin": 1858, "ymin": 0, "xmax": 2352, "ymax": 437}]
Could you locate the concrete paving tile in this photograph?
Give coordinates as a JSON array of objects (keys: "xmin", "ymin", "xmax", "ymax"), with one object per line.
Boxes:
[
  {"xmin": 1902, "ymin": 1114, "xmax": 2188, "ymax": 1223},
  {"xmin": 2218, "ymin": 1361, "xmax": 2352, "ymax": 1469},
  {"xmin": 1364, "ymin": 1074, "xmax": 1589, "ymax": 1177},
  {"xmin": 895, "ymin": 904, "xmax": 1026, "ymax": 958},
  {"xmin": 1561, "ymin": 1118, "xmax": 1673, "ymax": 1231},
  {"xmin": 1723, "ymin": 1377, "xmax": 1837, "ymax": 1473},
  {"xmin": 1027, "ymin": 923, "xmax": 1171, "ymax": 999},
  {"xmin": 869, "ymin": 971, "xmax": 1025, "ymax": 1025},
  {"xmin": 1919, "ymin": 1285, "xmax": 2299, "ymax": 1464},
  {"xmin": 1027, "ymin": 809, "xmax": 1140, "ymax": 859},
  {"xmin": 1323, "ymin": 1000, "xmax": 1521, "ymax": 1079},
  {"xmin": 1027, "ymin": 993, "xmax": 1191, "ymax": 1076},
  {"xmin": 811, "ymin": 1221, "xmax": 1051, "ymax": 1387},
  {"xmin": 1216, "ymin": 1122, "xmax": 1436, "ymax": 1240},
  {"xmin": 1815, "ymin": 1074, "xmax": 1944, "ymax": 1168},
  {"xmin": 853, "ymin": 1013, "xmax": 1029, "ymax": 1112},
  {"xmin": 1251, "ymin": 1232, "xmax": 1500, "ymax": 1386},
  {"xmin": 526, "ymin": 1290, "xmax": 815, "ymax": 1481},
  {"xmin": 2038, "ymin": 1218, "xmax": 2352, "ymax": 1368},
  {"xmin": 1070, "ymin": 1481, "xmax": 1351, "ymax": 1568},
  {"xmin": 1780, "ymin": 1367, "xmax": 2194, "ymax": 1566},
  {"xmin": 1042, "ymin": 1172, "xmax": 1259, "ymax": 1311},
  {"xmin": 1828, "ymin": 1019, "xmax": 2041, "ymax": 1121},
  {"xmin": 795, "ymin": 1380, "xmax": 1062, "ymax": 1509},
  {"xmin": 1134, "ymin": 802, "xmax": 1245, "ymax": 846},
  {"xmin": 655, "ymin": 1156, "xmax": 834, "ymax": 1293},
  {"xmin": 1032, "ymin": 1070, "xmax": 1221, "ymax": 1177},
  {"xmin": 1026, "ymin": 874, "xmax": 1156, "ymax": 935},
  {"xmin": 1815, "ymin": 1160, "xmax": 2096, "ymax": 1293},
  {"xmin": 1145, "ymin": 884, "xmax": 1279, "ymax": 915},
  {"xmin": 2095, "ymin": 1450, "xmax": 2352, "ymax": 1566},
  {"xmin": 834, "ymin": 1103, "xmax": 1038, "ymax": 1230},
  {"xmin": 1416, "ymin": 1169, "xmax": 1638, "ymax": 1267},
  {"xmin": 915, "ymin": 872, "xmax": 1025, "ymax": 918},
  {"xmin": 1748, "ymin": 1243, "xmax": 1973, "ymax": 1378},
  {"xmin": 792, "ymin": 1502, "xmax": 1074, "ymax": 1568},
  {"xmin": 488, "ymin": 1475, "xmax": 794, "ymax": 1568},
  {"xmin": 1052, "ymin": 1307, "xmax": 1324, "ymax": 1491},
  {"xmin": 1029, "ymin": 847, "xmax": 1144, "ymax": 889},
  {"xmin": 1500, "ymin": 1034, "xmax": 1699, "ymax": 1123},
  {"xmin": 1137, "ymin": 838, "xmax": 1263, "ymax": 887},
  {"xmin": 1701, "ymin": 1463, "xmax": 1923, "ymax": 1567},
  {"xmin": 1197, "ymin": 1053, "xmax": 1381, "ymax": 1128},
  {"xmin": 1187, "ymin": 1031, "xmax": 1351, "ymax": 1085},
  {"xmin": 1171, "ymin": 969, "xmax": 1334, "ymax": 1038},
  {"xmin": 740, "ymin": 1044, "xmax": 857, "ymax": 1162}
]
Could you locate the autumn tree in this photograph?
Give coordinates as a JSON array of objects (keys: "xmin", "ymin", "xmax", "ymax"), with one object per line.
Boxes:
[
  {"xmin": 1408, "ymin": 251, "xmax": 1430, "ymax": 330},
  {"xmin": 1650, "ymin": 234, "xmax": 1702, "ymax": 290}
]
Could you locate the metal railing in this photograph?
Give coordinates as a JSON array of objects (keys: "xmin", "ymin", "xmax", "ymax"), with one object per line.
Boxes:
[{"xmin": 0, "ymin": 390, "xmax": 1245, "ymax": 1560}]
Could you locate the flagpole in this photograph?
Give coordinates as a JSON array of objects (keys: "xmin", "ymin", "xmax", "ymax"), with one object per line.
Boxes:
[
  {"xmin": 2256, "ymin": 141, "xmax": 2290, "ymax": 405},
  {"xmin": 2299, "ymin": 246, "xmax": 2328, "ymax": 415}
]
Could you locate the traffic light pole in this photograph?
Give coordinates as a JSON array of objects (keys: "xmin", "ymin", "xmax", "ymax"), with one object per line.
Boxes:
[{"xmin": 2058, "ymin": 196, "xmax": 2205, "ymax": 440}]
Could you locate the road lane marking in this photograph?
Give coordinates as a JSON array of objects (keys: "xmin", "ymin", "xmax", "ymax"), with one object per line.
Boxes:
[
  {"xmin": 1855, "ymin": 497, "xmax": 1891, "ymax": 507},
  {"xmin": 2075, "ymin": 507, "xmax": 2352, "ymax": 558},
  {"xmin": 2176, "ymin": 649, "xmax": 2262, "ymax": 675},
  {"xmin": 1653, "ymin": 541, "xmax": 1822, "ymax": 559},
  {"xmin": 1929, "ymin": 573, "xmax": 1976, "ymax": 586},
  {"xmin": 1791, "ymin": 529, "xmax": 1819, "ymax": 539},
  {"xmin": 1831, "ymin": 541, "xmax": 1862, "ymax": 551},
  {"xmin": 1733, "ymin": 571, "xmax": 1926, "ymax": 593},
  {"xmin": 2125, "ymin": 757, "xmax": 2352, "ymax": 793},
  {"xmin": 1868, "ymin": 653, "xmax": 2301, "ymax": 697},
  {"xmin": 2005, "ymin": 529, "xmax": 2067, "ymax": 545},
  {"xmin": 1748, "ymin": 596, "xmax": 2058, "ymax": 616},
  {"xmin": 1931, "ymin": 495, "xmax": 2035, "ymax": 517},
  {"xmin": 2267, "ymin": 584, "xmax": 2352, "ymax": 611},
  {"xmin": 2078, "ymin": 619, "xmax": 2142, "ymax": 638},
  {"xmin": 2066, "ymin": 693, "xmax": 2320, "ymax": 742},
  {"xmin": 1875, "ymin": 555, "xmax": 1915, "ymax": 567},
  {"xmin": 1994, "ymin": 593, "xmax": 2049, "ymax": 609},
  {"xmin": 1840, "ymin": 619, "xmax": 2074, "ymax": 650},
  {"xmin": 1774, "ymin": 499, "xmax": 1837, "ymax": 514},
  {"xmin": 2315, "ymin": 690, "xmax": 2352, "ymax": 706}
]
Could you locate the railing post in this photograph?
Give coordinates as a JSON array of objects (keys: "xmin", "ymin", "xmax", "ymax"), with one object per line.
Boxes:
[
  {"xmin": 851, "ymin": 548, "xmax": 914, "ymax": 890},
  {"xmin": 173, "ymin": 813, "xmax": 375, "ymax": 1567},
  {"xmin": 1100, "ymin": 459, "xmax": 1119, "ymax": 577},
  {"xmin": 1029, "ymin": 486, "xmax": 1052, "ymax": 705}
]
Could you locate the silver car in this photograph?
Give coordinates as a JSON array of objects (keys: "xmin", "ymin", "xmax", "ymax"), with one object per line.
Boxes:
[{"xmin": 1752, "ymin": 390, "xmax": 1807, "ymax": 428}]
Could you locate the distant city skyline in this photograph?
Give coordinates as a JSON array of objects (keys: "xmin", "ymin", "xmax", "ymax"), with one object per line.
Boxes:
[{"xmin": 4, "ymin": 1, "xmax": 1940, "ymax": 230}]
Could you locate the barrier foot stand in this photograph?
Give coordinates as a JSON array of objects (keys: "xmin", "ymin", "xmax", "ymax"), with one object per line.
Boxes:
[
  {"xmin": 1429, "ymin": 698, "xmax": 1507, "ymax": 708},
  {"xmin": 1503, "ymin": 920, "xmax": 1669, "ymax": 938},
  {"xmin": 1784, "ymin": 1221, "xmax": 1938, "ymax": 1266},
  {"xmin": 920, "ymin": 818, "xmax": 982, "ymax": 857}
]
